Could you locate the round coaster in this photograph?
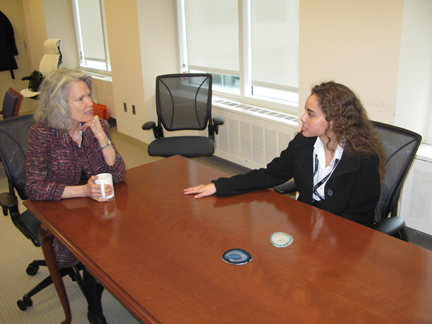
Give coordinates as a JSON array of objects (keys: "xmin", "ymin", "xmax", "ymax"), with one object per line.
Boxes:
[
  {"xmin": 270, "ymin": 232, "xmax": 293, "ymax": 248},
  {"xmin": 222, "ymin": 248, "xmax": 252, "ymax": 265}
]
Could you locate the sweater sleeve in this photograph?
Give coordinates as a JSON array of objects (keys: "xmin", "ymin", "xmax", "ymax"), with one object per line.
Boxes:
[
  {"xmin": 25, "ymin": 122, "xmax": 126, "ymax": 201},
  {"xmin": 100, "ymin": 120, "xmax": 126, "ymax": 183},
  {"xmin": 25, "ymin": 125, "xmax": 66, "ymax": 201}
]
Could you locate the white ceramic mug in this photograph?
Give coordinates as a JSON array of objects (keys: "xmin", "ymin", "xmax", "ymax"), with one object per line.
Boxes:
[{"xmin": 94, "ymin": 173, "xmax": 114, "ymax": 199}]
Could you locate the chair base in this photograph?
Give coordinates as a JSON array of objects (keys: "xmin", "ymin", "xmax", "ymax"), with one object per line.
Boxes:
[
  {"xmin": 148, "ymin": 136, "xmax": 215, "ymax": 158},
  {"xmin": 17, "ymin": 262, "xmax": 86, "ymax": 311}
]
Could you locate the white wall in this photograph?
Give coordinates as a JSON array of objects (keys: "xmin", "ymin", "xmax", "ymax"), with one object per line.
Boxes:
[
  {"xmin": 299, "ymin": 0, "xmax": 404, "ymax": 125},
  {"xmin": 395, "ymin": 0, "xmax": 432, "ymax": 140},
  {"xmin": 21, "ymin": 0, "xmax": 432, "ymax": 143},
  {"xmin": 137, "ymin": 0, "xmax": 179, "ymax": 143},
  {"xmin": 21, "ymin": 0, "xmax": 48, "ymax": 71},
  {"xmin": 31, "ymin": 0, "xmax": 179, "ymax": 142},
  {"xmin": 42, "ymin": 0, "xmax": 79, "ymax": 69},
  {"xmin": 103, "ymin": 0, "xmax": 147, "ymax": 141},
  {"xmin": 41, "ymin": 0, "xmax": 116, "ymax": 118}
]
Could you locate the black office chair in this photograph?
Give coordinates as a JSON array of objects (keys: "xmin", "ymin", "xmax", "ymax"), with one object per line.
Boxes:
[
  {"xmin": 0, "ymin": 114, "xmax": 86, "ymax": 311},
  {"xmin": 1, "ymin": 88, "xmax": 22, "ymax": 119},
  {"xmin": 142, "ymin": 73, "xmax": 224, "ymax": 157},
  {"xmin": 274, "ymin": 121, "xmax": 422, "ymax": 241}
]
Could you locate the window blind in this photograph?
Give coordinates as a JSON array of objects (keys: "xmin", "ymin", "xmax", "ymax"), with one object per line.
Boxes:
[
  {"xmin": 76, "ymin": 0, "xmax": 106, "ymax": 62},
  {"xmin": 250, "ymin": 0, "xmax": 299, "ymax": 92},
  {"xmin": 184, "ymin": 0, "xmax": 239, "ymax": 75}
]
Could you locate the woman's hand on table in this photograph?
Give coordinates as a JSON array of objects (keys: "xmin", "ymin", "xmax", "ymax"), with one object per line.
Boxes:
[
  {"xmin": 184, "ymin": 183, "xmax": 216, "ymax": 198},
  {"xmin": 86, "ymin": 175, "xmax": 113, "ymax": 202}
]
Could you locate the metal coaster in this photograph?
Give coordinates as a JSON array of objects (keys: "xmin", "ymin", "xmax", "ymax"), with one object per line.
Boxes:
[
  {"xmin": 270, "ymin": 232, "xmax": 293, "ymax": 248},
  {"xmin": 222, "ymin": 248, "xmax": 252, "ymax": 265}
]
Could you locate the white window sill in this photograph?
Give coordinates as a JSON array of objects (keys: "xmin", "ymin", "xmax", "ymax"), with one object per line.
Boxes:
[
  {"xmin": 416, "ymin": 143, "xmax": 432, "ymax": 163},
  {"xmin": 212, "ymin": 96, "xmax": 299, "ymax": 126},
  {"xmin": 81, "ymin": 70, "xmax": 112, "ymax": 82}
]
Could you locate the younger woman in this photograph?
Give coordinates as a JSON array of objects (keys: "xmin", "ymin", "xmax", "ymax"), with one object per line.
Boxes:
[{"xmin": 184, "ymin": 81, "xmax": 385, "ymax": 227}]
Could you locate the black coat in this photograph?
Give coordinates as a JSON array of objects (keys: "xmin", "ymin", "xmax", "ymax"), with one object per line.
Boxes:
[
  {"xmin": 0, "ymin": 11, "xmax": 18, "ymax": 75},
  {"xmin": 213, "ymin": 133, "xmax": 381, "ymax": 227}
]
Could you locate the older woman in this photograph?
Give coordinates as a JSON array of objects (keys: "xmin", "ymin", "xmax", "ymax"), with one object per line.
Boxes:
[{"xmin": 26, "ymin": 68, "xmax": 126, "ymax": 324}]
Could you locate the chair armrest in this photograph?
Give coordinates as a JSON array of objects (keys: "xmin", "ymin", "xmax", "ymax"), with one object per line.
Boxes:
[
  {"xmin": 142, "ymin": 121, "xmax": 163, "ymax": 139},
  {"xmin": 372, "ymin": 217, "xmax": 405, "ymax": 236},
  {"xmin": 274, "ymin": 180, "xmax": 297, "ymax": 194},
  {"xmin": 211, "ymin": 116, "xmax": 225, "ymax": 135},
  {"xmin": 142, "ymin": 121, "xmax": 156, "ymax": 130},
  {"xmin": 0, "ymin": 192, "xmax": 18, "ymax": 216},
  {"xmin": 213, "ymin": 116, "xmax": 224, "ymax": 126}
]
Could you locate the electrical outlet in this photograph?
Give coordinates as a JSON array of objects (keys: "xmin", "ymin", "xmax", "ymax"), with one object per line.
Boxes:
[
  {"xmin": 123, "ymin": 102, "xmax": 127, "ymax": 112},
  {"xmin": 132, "ymin": 105, "xmax": 136, "ymax": 115}
]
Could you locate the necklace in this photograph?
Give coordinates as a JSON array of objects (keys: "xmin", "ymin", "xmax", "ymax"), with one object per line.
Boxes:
[
  {"xmin": 72, "ymin": 123, "xmax": 83, "ymax": 147},
  {"xmin": 74, "ymin": 130, "xmax": 82, "ymax": 140}
]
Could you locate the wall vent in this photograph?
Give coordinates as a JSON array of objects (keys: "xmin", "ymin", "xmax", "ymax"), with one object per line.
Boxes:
[
  {"xmin": 212, "ymin": 98, "xmax": 298, "ymax": 169},
  {"xmin": 400, "ymin": 153, "xmax": 432, "ymax": 235},
  {"xmin": 213, "ymin": 99, "xmax": 298, "ymax": 124}
]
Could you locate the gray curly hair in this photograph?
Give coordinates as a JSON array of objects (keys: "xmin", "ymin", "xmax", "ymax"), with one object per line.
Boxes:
[{"xmin": 34, "ymin": 68, "xmax": 95, "ymax": 130}]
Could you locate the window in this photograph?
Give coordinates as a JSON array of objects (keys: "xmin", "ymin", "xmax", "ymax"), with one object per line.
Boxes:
[
  {"xmin": 177, "ymin": 0, "xmax": 299, "ymax": 113},
  {"xmin": 72, "ymin": 0, "xmax": 111, "ymax": 75}
]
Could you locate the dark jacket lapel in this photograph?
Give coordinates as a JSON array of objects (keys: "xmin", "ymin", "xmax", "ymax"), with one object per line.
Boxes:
[
  {"xmin": 330, "ymin": 151, "xmax": 361, "ymax": 180},
  {"xmin": 292, "ymin": 135, "xmax": 315, "ymax": 199}
]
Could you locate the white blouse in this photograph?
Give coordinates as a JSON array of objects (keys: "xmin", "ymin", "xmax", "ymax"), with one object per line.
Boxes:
[{"xmin": 312, "ymin": 137, "xmax": 344, "ymax": 201}]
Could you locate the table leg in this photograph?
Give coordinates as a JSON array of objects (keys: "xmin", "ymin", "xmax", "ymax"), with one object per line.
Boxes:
[{"xmin": 39, "ymin": 224, "xmax": 72, "ymax": 324}]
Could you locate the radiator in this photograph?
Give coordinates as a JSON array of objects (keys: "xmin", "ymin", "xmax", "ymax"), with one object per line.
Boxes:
[
  {"xmin": 400, "ymin": 145, "xmax": 432, "ymax": 235},
  {"xmin": 212, "ymin": 99, "xmax": 299, "ymax": 170}
]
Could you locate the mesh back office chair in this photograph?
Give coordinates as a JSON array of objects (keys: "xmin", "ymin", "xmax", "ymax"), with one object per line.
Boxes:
[
  {"xmin": 0, "ymin": 114, "xmax": 86, "ymax": 311},
  {"xmin": 1, "ymin": 88, "xmax": 23, "ymax": 119},
  {"xmin": 142, "ymin": 73, "xmax": 224, "ymax": 157},
  {"xmin": 371, "ymin": 121, "xmax": 421, "ymax": 239},
  {"xmin": 21, "ymin": 39, "xmax": 62, "ymax": 98},
  {"xmin": 274, "ymin": 121, "xmax": 422, "ymax": 241}
]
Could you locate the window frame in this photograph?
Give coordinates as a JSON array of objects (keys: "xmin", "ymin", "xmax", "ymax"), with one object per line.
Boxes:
[
  {"xmin": 72, "ymin": 0, "xmax": 111, "ymax": 76},
  {"xmin": 177, "ymin": 0, "xmax": 299, "ymax": 114}
]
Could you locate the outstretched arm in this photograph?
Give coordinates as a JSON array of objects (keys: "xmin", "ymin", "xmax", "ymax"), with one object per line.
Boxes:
[{"xmin": 184, "ymin": 183, "xmax": 216, "ymax": 198}]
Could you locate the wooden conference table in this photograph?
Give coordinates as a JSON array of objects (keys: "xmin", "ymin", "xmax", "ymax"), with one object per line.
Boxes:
[{"xmin": 24, "ymin": 155, "xmax": 432, "ymax": 323}]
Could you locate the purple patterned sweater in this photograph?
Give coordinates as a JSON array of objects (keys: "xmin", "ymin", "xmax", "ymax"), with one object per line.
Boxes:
[{"xmin": 26, "ymin": 119, "xmax": 126, "ymax": 267}]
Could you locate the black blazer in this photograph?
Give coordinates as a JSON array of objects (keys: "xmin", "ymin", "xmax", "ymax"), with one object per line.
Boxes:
[{"xmin": 213, "ymin": 133, "xmax": 380, "ymax": 227}]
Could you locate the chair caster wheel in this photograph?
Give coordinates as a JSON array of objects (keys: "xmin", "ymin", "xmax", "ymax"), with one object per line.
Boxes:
[
  {"xmin": 17, "ymin": 296, "xmax": 32, "ymax": 311},
  {"xmin": 24, "ymin": 296, "xmax": 33, "ymax": 307},
  {"xmin": 26, "ymin": 263, "xmax": 39, "ymax": 276},
  {"xmin": 17, "ymin": 299, "xmax": 27, "ymax": 311}
]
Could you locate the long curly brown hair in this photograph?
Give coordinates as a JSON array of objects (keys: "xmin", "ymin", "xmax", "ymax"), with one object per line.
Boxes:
[{"xmin": 311, "ymin": 81, "xmax": 386, "ymax": 182}]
